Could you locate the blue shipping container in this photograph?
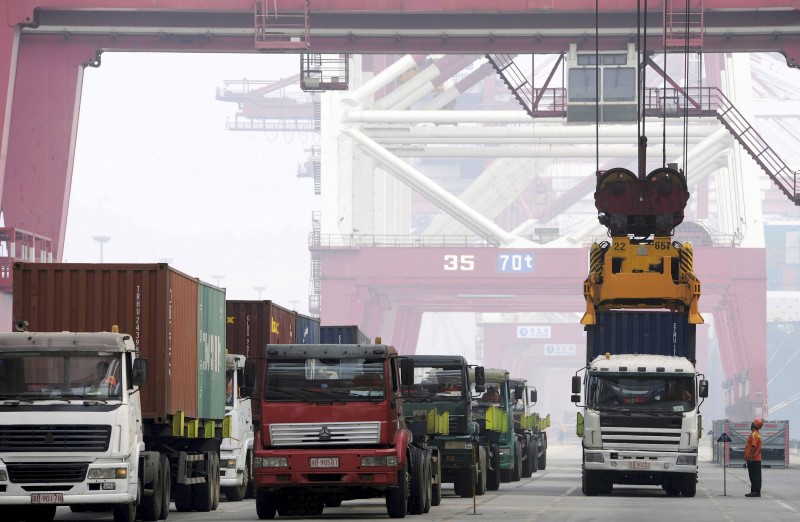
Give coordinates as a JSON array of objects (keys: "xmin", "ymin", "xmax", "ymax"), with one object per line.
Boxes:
[
  {"xmin": 295, "ymin": 313, "xmax": 320, "ymax": 344},
  {"xmin": 585, "ymin": 311, "xmax": 696, "ymax": 364},
  {"xmin": 320, "ymin": 325, "xmax": 371, "ymax": 345}
]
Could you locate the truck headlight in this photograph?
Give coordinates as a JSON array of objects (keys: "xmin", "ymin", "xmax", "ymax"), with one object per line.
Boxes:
[
  {"xmin": 676, "ymin": 456, "xmax": 696, "ymax": 466},
  {"xmin": 585, "ymin": 453, "xmax": 604, "ymax": 463},
  {"xmin": 88, "ymin": 467, "xmax": 128, "ymax": 479},
  {"xmin": 444, "ymin": 441, "xmax": 472, "ymax": 450},
  {"xmin": 0, "ymin": 469, "xmax": 7, "ymax": 481},
  {"xmin": 361, "ymin": 456, "xmax": 398, "ymax": 467},
  {"xmin": 254, "ymin": 457, "xmax": 288, "ymax": 468}
]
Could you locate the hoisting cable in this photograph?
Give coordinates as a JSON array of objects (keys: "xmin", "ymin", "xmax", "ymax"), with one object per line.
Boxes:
[
  {"xmin": 636, "ymin": 0, "xmax": 641, "ymax": 176},
  {"xmin": 595, "ymin": 0, "xmax": 600, "ymax": 176},
  {"xmin": 682, "ymin": 0, "xmax": 690, "ymax": 178},
  {"xmin": 662, "ymin": 4, "xmax": 667, "ymax": 167},
  {"xmin": 637, "ymin": 0, "xmax": 649, "ymax": 178}
]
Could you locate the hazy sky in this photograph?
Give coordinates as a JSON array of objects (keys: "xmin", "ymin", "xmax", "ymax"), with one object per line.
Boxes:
[{"xmin": 64, "ymin": 52, "xmax": 317, "ymax": 312}]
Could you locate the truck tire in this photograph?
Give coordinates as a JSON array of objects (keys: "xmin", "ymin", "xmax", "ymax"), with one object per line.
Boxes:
[
  {"xmin": 430, "ymin": 453, "xmax": 442, "ymax": 507},
  {"xmin": 582, "ymin": 469, "xmax": 600, "ymax": 496},
  {"xmin": 485, "ymin": 448, "xmax": 500, "ymax": 491},
  {"xmin": 159, "ymin": 455, "xmax": 171, "ymax": 520},
  {"xmin": 245, "ymin": 451, "xmax": 256, "ymax": 499},
  {"xmin": 174, "ymin": 484, "xmax": 192, "ymax": 512},
  {"xmin": 112, "ymin": 502, "xmax": 137, "ymax": 522},
  {"xmin": 386, "ymin": 464, "xmax": 409, "ymax": 518},
  {"xmin": 211, "ymin": 453, "xmax": 220, "ymax": 511},
  {"xmin": 325, "ymin": 498, "xmax": 343, "ymax": 507},
  {"xmin": 255, "ymin": 490, "xmax": 277, "ymax": 520},
  {"xmin": 192, "ymin": 453, "xmax": 217, "ymax": 512},
  {"xmin": 18, "ymin": 506, "xmax": 57, "ymax": 522},
  {"xmin": 408, "ymin": 448, "xmax": 427, "ymax": 514},
  {"xmin": 475, "ymin": 444, "xmax": 487, "ymax": 495},
  {"xmin": 680, "ymin": 475, "xmax": 697, "ymax": 497},
  {"xmin": 422, "ymin": 455, "xmax": 432, "ymax": 513},
  {"xmin": 537, "ymin": 444, "xmax": 547, "ymax": 471},
  {"xmin": 512, "ymin": 442, "xmax": 523, "ymax": 482},
  {"xmin": 141, "ymin": 456, "xmax": 163, "ymax": 521},
  {"xmin": 530, "ymin": 440, "xmax": 539, "ymax": 475}
]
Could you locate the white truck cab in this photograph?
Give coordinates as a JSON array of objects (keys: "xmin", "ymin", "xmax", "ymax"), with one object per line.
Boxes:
[{"xmin": 219, "ymin": 353, "xmax": 254, "ymax": 501}]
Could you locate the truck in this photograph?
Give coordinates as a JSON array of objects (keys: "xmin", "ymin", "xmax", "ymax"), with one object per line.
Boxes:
[
  {"xmin": 401, "ymin": 355, "xmax": 488, "ymax": 498},
  {"xmin": 219, "ymin": 353, "xmax": 254, "ymax": 501},
  {"xmin": 3, "ymin": 262, "xmax": 228, "ymax": 521},
  {"xmin": 509, "ymin": 378, "xmax": 549, "ymax": 475},
  {"xmin": 572, "ymin": 167, "xmax": 709, "ymax": 497},
  {"xmin": 248, "ymin": 340, "xmax": 435, "ymax": 519},
  {"xmin": 471, "ymin": 368, "xmax": 525, "ymax": 485}
]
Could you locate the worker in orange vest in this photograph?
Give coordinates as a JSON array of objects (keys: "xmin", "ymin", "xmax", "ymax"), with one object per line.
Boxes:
[{"xmin": 744, "ymin": 418, "xmax": 763, "ymax": 497}]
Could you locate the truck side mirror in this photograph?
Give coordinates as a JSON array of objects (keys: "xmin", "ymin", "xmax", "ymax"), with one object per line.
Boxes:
[
  {"xmin": 474, "ymin": 366, "xmax": 485, "ymax": 386},
  {"xmin": 237, "ymin": 368, "xmax": 252, "ymax": 398},
  {"xmin": 571, "ymin": 393, "xmax": 581, "ymax": 403},
  {"xmin": 571, "ymin": 375, "xmax": 581, "ymax": 394},
  {"xmin": 132, "ymin": 358, "xmax": 147, "ymax": 387},
  {"xmin": 400, "ymin": 358, "xmax": 414, "ymax": 385},
  {"xmin": 514, "ymin": 386, "xmax": 524, "ymax": 400},
  {"xmin": 244, "ymin": 359, "xmax": 256, "ymax": 388},
  {"xmin": 698, "ymin": 379, "xmax": 708, "ymax": 398},
  {"xmin": 530, "ymin": 388, "xmax": 538, "ymax": 404}
]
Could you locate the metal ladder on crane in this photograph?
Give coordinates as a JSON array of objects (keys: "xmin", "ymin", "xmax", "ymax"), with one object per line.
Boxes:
[
  {"xmin": 254, "ymin": 0, "xmax": 310, "ymax": 50},
  {"xmin": 486, "ymin": 54, "xmax": 566, "ymax": 117},
  {"xmin": 664, "ymin": 0, "xmax": 704, "ymax": 50}
]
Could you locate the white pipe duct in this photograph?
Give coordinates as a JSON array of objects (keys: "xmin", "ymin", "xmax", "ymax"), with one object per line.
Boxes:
[
  {"xmin": 343, "ymin": 128, "xmax": 533, "ymax": 247},
  {"xmin": 342, "ymin": 54, "xmax": 418, "ymax": 107}
]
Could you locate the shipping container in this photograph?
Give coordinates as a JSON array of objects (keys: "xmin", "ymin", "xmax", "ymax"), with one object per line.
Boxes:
[
  {"xmin": 226, "ymin": 301, "xmax": 295, "ymax": 424},
  {"xmin": 320, "ymin": 325, "xmax": 371, "ymax": 345},
  {"xmin": 585, "ymin": 311, "xmax": 696, "ymax": 364},
  {"xmin": 12, "ymin": 262, "xmax": 226, "ymax": 424},
  {"xmin": 295, "ymin": 313, "xmax": 320, "ymax": 344}
]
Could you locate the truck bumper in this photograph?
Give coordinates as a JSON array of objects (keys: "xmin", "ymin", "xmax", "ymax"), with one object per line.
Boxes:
[
  {"xmin": 584, "ymin": 450, "xmax": 697, "ymax": 476},
  {"xmin": 254, "ymin": 448, "xmax": 399, "ymax": 491},
  {"xmin": 0, "ymin": 481, "xmax": 136, "ymax": 506}
]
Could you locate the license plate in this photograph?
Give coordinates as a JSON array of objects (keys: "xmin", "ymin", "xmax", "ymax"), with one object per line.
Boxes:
[
  {"xmin": 310, "ymin": 457, "xmax": 339, "ymax": 468},
  {"xmin": 629, "ymin": 460, "xmax": 651, "ymax": 470},
  {"xmin": 31, "ymin": 493, "xmax": 63, "ymax": 504}
]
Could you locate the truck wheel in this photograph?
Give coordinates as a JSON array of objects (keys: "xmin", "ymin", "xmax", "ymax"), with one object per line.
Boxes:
[
  {"xmin": 453, "ymin": 468, "xmax": 474, "ymax": 498},
  {"xmin": 141, "ymin": 456, "xmax": 163, "ymax": 521},
  {"xmin": 408, "ymin": 448, "xmax": 426, "ymax": 514},
  {"xmin": 430, "ymin": 453, "xmax": 442, "ymax": 507},
  {"xmin": 582, "ymin": 469, "xmax": 600, "ymax": 496},
  {"xmin": 255, "ymin": 490, "xmax": 277, "ymax": 520},
  {"xmin": 485, "ymin": 448, "xmax": 500, "ymax": 491},
  {"xmin": 191, "ymin": 453, "xmax": 216, "ymax": 512},
  {"xmin": 475, "ymin": 445, "xmax": 487, "ymax": 495},
  {"xmin": 245, "ymin": 451, "xmax": 256, "ymax": 499},
  {"xmin": 159, "ymin": 455, "xmax": 171, "ymax": 520},
  {"xmin": 386, "ymin": 464, "xmax": 409, "ymax": 518},
  {"xmin": 512, "ymin": 442, "xmax": 523, "ymax": 482},
  {"xmin": 211, "ymin": 453, "xmax": 220, "ymax": 511},
  {"xmin": 174, "ymin": 484, "xmax": 192, "ymax": 512},
  {"xmin": 600, "ymin": 479, "xmax": 613, "ymax": 495},
  {"xmin": 325, "ymin": 498, "xmax": 343, "ymax": 507},
  {"xmin": 680, "ymin": 476, "xmax": 697, "ymax": 497},
  {"xmin": 422, "ymin": 455, "xmax": 432, "ymax": 513},
  {"xmin": 112, "ymin": 502, "xmax": 137, "ymax": 522},
  {"xmin": 529, "ymin": 440, "xmax": 539, "ymax": 475},
  {"xmin": 19, "ymin": 506, "xmax": 57, "ymax": 522},
  {"xmin": 537, "ymin": 445, "xmax": 547, "ymax": 471}
]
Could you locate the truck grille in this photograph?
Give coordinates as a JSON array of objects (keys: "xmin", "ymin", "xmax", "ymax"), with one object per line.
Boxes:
[
  {"xmin": 600, "ymin": 414, "xmax": 683, "ymax": 451},
  {"xmin": 6, "ymin": 463, "xmax": 89, "ymax": 483},
  {"xmin": 0, "ymin": 425, "xmax": 112, "ymax": 452},
  {"xmin": 270, "ymin": 422, "xmax": 380, "ymax": 446}
]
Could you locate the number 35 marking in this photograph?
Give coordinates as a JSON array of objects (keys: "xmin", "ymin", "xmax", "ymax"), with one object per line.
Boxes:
[{"xmin": 444, "ymin": 254, "xmax": 475, "ymax": 271}]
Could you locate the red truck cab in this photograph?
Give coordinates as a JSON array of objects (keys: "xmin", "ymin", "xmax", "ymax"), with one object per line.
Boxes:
[{"xmin": 248, "ymin": 343, "xmax": 424, "ymax": 519}]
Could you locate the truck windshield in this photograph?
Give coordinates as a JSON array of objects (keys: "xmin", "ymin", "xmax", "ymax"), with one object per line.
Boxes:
[
  {"xmin": 473, "ymin": 382, "xmax": 505, "ymax": 408},
  {"xmin": 587, "ymin": 375, "xmax": 695, "ymax": 412},
  {"xmin": 265, "ymin": 358, "xmax": 385, "ymax": 402},
  {"xmin": 402, "ymin": 365, "xmax": 465, "ymax": 401},
  {"xmin": 0, "ymin": 351, "xmax": 122, "ymax": 401}
]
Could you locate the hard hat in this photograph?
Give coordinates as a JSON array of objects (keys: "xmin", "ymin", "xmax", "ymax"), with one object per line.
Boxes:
[{"xmin": 752, "ymin": 418, "xmax": 763, "ymax": 429}]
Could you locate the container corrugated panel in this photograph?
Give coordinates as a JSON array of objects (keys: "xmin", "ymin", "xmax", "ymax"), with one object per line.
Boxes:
[
  {"xmin": 320, "ymin": 325, "xmax": 371, "ymax": 345},
  {"xmin": 268, "ymin": 302, "xmax": 295, "ymax": 344},
  {"xmin": 295, "ymin": 313, "xmax": 320, "ymax": 344},
  {"xmin": 11, "ymin": 262, "xmax": 224, "ymax": 423},
  {"xmin": 198, "ymin": 283, "xmax": 226, "ymax": 420},
  {"xmin": 585, "ymin": 311, "xmax": 695, "ymax": 364}
]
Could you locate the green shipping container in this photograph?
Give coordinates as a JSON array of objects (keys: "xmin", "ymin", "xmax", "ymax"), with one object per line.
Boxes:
[{"xmin": 198, "ymin": 282, "xmax": 226, "ymax": 420}]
